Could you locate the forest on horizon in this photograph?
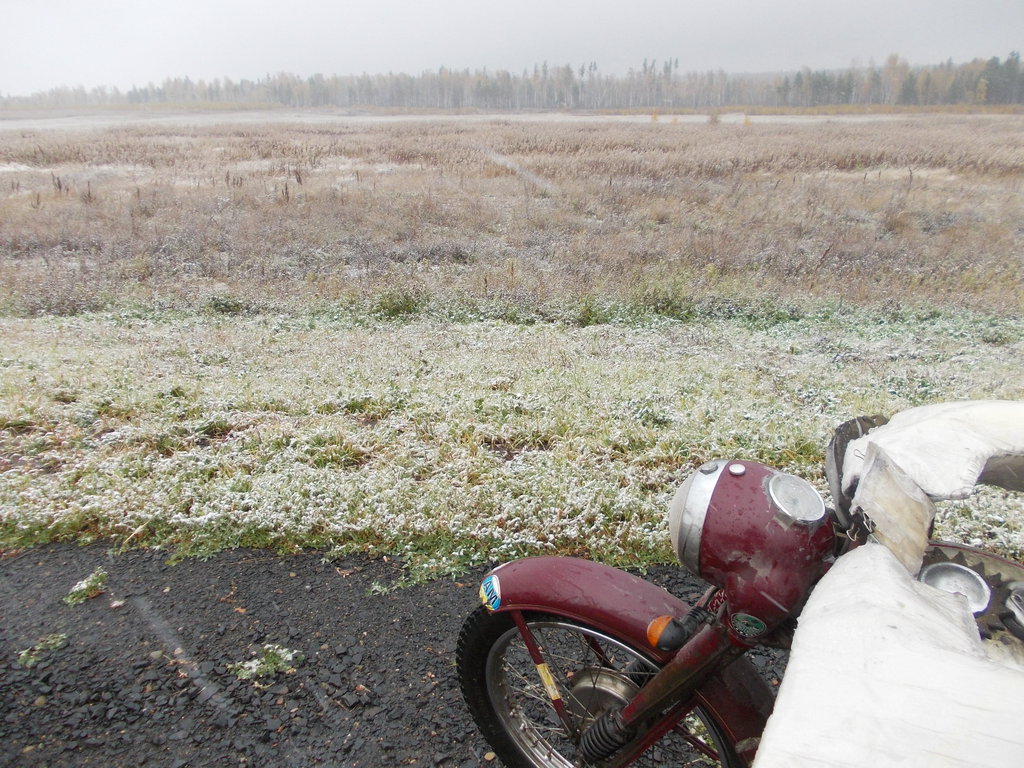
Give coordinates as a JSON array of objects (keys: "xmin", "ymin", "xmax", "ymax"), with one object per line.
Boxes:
[{"xmin": 3, "ymin": 52, "xmax": 1021, "ymax": 111}]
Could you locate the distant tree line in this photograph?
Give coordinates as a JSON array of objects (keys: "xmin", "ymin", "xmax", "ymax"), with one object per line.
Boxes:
[{"xmin": 4, "ymin": 53, "xmax": 1021, "ymax": 110}]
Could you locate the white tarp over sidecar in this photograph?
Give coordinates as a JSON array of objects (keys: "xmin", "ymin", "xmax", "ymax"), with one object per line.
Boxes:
[
  {"xmin": 840, "ymin": 400, "xmax": 1024, "ymax": 501},
  {"xmin": 753, "ymin": 401, "xmax": 1024, "ymax": 768}
]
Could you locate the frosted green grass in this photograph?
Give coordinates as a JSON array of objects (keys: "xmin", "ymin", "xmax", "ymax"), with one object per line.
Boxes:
[
  {"xmin": 63, "ymin": 566, "xmax": 108, "ymax": 605},
  {"xmin": 16, "ymin": 633, "xmax": 69, "ymax": 668},
  {"xmin": 1, "ymin": 304, "xmax": 1021, "ymax": 577},
  {"xmin": 229, "ymin": 643, "xmax": 304, "ymax": 681}
]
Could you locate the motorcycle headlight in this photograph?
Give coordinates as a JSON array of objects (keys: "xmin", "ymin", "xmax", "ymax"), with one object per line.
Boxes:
[{"xmin": 668, "ymin": 460, "xmax": 835, "ymax": 638}]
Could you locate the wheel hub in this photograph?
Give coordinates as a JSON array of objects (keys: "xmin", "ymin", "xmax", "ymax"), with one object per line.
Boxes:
[{"xmin": 565, "ymin": 666, "xmax": 641, "ymax": 723}]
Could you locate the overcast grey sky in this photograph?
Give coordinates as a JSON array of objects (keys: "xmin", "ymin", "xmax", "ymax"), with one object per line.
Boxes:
[{"xmin": 3, "ymin": 0, "xmax": 1022, "ymax": 96}]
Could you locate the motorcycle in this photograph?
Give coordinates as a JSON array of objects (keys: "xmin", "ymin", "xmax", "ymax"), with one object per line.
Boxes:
[{"xmin": 456, "ymin": 401, "xmax": 1024, "ymax": 767}]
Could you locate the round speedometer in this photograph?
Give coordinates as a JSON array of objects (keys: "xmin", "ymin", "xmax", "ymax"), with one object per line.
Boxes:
[{"xmin": 768, "ymin": 472, "xmax": 826, "ymax": 525}]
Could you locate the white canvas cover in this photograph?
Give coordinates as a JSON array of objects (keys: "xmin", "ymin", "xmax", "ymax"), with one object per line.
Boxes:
[
  {"xmin": 849, "ymin": 443, "xmax": 937, "ymax": 573},
  {"xmin": 846, "ymin": 400, "xmax": 1024, "ymax": 574},
  {"xmin": 842, "ymin": 400, "xmax": 1024, "ymax": 501},
  {"xmin": 752, "ymin": 544, "xmax": 1024, "ymax": 768},
  {"xmin": 753, "ymin": 400, "xmax": 1024, "ymax": 767}
]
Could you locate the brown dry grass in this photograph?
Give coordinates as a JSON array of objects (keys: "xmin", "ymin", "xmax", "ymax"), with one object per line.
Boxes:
[{"xmin": 1, "ymin": 113, "xmax": 1022, "ymax": 315}]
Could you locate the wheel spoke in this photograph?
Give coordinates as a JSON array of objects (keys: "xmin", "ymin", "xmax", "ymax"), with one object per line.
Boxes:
[
  {"xmin": 673, "ymin": 718, "xmax": 721, "ymax": 762},
  {"xmin": 482, "ymin": 617, "xmax": 736, "ymax": 767}
]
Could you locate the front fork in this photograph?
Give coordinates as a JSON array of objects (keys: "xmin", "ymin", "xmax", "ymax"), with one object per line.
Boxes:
[
  {"xmin": 510, "ymin": 610, "xmax": 581, "ymax": 740},
  {"xmin": 510, "ymin": 608, "xmax": 746, "ymax": 767}
]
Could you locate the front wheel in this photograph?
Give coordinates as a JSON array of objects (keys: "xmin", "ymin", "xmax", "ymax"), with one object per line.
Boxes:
[{"xmin": 457, "ymin": 606, "xmax": 742, "ymax": 767}]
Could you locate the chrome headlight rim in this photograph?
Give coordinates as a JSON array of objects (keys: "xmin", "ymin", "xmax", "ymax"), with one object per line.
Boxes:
[{"xmin": 669, "ymin": 459, "xmax": 728, "ymax": 574}]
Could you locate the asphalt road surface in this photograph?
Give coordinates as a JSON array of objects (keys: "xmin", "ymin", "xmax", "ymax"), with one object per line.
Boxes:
[{"xmin": 1, "ymin": 544, "xmax": 784, "ymax": 767}]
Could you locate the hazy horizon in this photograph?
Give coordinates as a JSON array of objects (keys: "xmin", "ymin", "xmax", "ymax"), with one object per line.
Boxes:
[{"xmin": 4, "ymin": 0, "xmax": 1022, "ymax": 98}]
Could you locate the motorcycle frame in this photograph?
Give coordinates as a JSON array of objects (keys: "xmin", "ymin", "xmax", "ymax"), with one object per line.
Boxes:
[{"xmin": 483, "ymin": 556, "xmax": 775, "ymax": 766}]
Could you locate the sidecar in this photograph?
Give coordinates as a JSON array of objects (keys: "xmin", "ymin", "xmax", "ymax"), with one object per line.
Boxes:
[{"xmin": 753, "ymin": 400, "xmax": 1024, "ymax": 768}]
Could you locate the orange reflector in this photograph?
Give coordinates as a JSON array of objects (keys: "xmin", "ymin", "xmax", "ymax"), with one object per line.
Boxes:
[{"xmin": 647, "ymin": 615, "xmax": 674, "ymax": 648}]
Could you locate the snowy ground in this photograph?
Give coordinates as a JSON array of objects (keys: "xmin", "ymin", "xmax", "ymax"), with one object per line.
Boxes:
[{"xmin": 2, "ymin": 308, "xmax": 1021, "ymax": 574}]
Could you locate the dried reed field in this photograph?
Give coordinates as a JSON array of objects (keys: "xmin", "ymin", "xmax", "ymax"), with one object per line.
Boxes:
[{"xmin": 1, "ymin": 113, "xmax": 1022, "ymax": 316}]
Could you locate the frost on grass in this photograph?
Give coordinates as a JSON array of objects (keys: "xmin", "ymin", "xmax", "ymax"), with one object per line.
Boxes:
[
  {"xmin": 229, "ymin": 643, "xmax": 304, "ymax": 681},
  {"xmin": 63, "ymin": 567, "xmax": 108, "ymax": 606},
  {"xmin": 934, "ymin": 489, "xmax": 1024, "ymax": 563},
  {"xmin": 17, "ymin": 633, "xmax": 69, "ymax": 668},
  {"xmin": 0, "ymin": 309, "xmax": 1021, "ymax": 575}
]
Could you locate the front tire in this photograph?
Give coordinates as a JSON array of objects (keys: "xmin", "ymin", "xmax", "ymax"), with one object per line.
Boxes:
[{"xmin": 457, "ymin": 606, "xmax": 742, "ymax": 767}]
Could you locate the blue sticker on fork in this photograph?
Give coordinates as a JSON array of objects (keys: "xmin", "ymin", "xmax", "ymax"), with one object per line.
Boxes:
[{"xmin": 480, "ymin": 575, "xmax": 501, "ymax": 611}]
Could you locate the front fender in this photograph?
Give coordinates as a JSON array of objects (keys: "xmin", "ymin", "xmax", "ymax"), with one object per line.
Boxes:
[
  {"xmin": 482, "ymin": 556, "xmax": 689, "ymax": 662},
  {"xmin": 480, "ymin": 556, "xmax": 774, "ymax": 765}
]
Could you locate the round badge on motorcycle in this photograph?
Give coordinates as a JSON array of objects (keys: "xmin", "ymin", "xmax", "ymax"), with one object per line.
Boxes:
[
  {"xmin": 480, "ymin": 575, "xmax": 502, "ymax": 611},
  {"xmin": 730, "ymin": 613, "xmax": 767, "ymax": 638}
]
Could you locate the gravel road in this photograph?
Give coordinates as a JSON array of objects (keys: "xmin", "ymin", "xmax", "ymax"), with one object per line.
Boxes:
[{"xmin": 1, "ymin": 544, "xmax": 784, "ymax": 767}]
